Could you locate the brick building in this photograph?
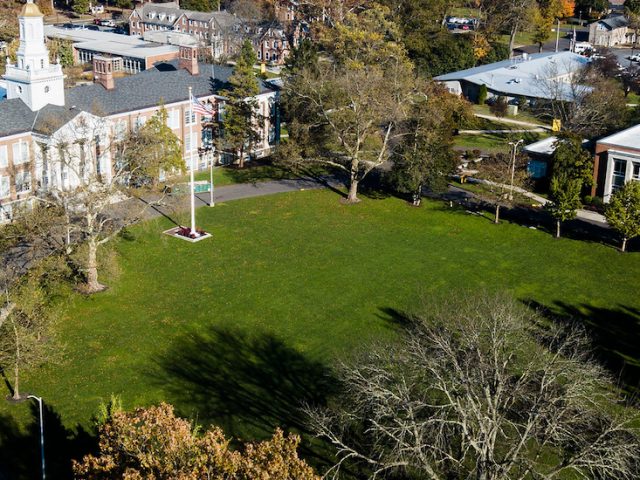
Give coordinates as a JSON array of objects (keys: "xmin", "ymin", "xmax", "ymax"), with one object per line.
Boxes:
[{"xmin": 592, "ymin": 124, "xmax": 640, "ymax": 202}]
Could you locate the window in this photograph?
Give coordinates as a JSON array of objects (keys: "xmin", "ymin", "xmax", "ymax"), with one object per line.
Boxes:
[
  {"xmin": 15, "ymin": 170, "xmax": 31, "ymax": 193},
  {"xmin": 0, "ymin": 146, "xmax": 7, "ymax": 168},
  {"xmin": 0, "ymin": 175, "xmax": 9, "ymax": 198},
  {"xmin": 12, "ymin": 141, "xmax": 29, "ymax": 165},
  {"xmin": 40, "ymin": 59, "xmax": 44, "ymax": 68},
  {"xmin": 217, "ymin": 101, "xmax": 225, "ymax": 122},
  {"xmin": 612, "ymin": 159, "xmax": 626, "ymax": 190},
  {"xmin": 114, "ymin": 120, "xmax": 127, "ymax": 140},
  {"xmin": 44, "ymin": 85, "xmax": 49, "ymax": 93},
  {"xmin": 134, "ymin": 116, "xmax": 147, "ymax": 130},
  {"xmin": 167, "ymin": 109, "xmax": 180, "ymax": 129},
  {"xmin": 632, "ymin": 163, "xmax": 640, "ymax": 181},
  {"xmin": 184, "ymin": 131, "xmax": 196, "ymax": 152},
  {"xmin": 184, "ymin": 108, "xmax": 195, "ymax": 125}
]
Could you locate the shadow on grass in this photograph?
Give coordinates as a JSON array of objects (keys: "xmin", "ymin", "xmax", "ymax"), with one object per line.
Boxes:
[
  {"xmin": 526, "ymin": 299, "xmax": 640, "ymax": 398},
  {"xmin": 153, "ymin": 326, "xmax": 339, "ymax": 468},
  {"xmin": 0, "ymin": 401, "xmax": 95, "ymax": 480}
]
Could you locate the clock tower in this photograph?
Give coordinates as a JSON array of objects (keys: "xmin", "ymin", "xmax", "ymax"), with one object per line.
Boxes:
[{"xmin": 3, "ymin": 0, "xmax": 65, "ymax": 111}]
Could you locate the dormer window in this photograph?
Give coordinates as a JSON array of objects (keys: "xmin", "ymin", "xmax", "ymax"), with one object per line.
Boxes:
[
  {"xmin": 159, "ymin": 13, "xmax": 165, "ymax": 20},
  {"xmin": 148, "ymin": 11, "xmax": 156, "ymax": 19},
  {"xmin": 168, "ymin": 14, "xmax": 175, "ymax": 22}
]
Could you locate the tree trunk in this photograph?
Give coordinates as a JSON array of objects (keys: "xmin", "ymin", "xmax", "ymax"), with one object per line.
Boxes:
[
  {"xmin": 555, "ymin": 219, "xmax": 561, "ymax": 238},
  {"xmin": 621, "ymin": 237, "xmax": 627, "ymax": 252},
  {"xmin": 85, "ymin": 239, "xmax": 104, "ymax": 293},
  {"xmin": 509, "ymin": 24, "xmax": 519, "ymax": 57},
  {"xmin": 538, "ymin": 42, "xmax": 543, "ymax": 53},
  {"xmin": 494, "ymin": 204, "xmax": 500, "ymax": 224},
  {"xmin": 13, "ymin": 361, "xmax": 19, "ymax": 400},
  {"xmin": 238, "ymin": 146, "xmax": 244, "ymax": 169},
  {"xmin": 346, "ymin": 178, "xmax": 360, "ymax": 203},
  {"xmin": 12, "ymin": 326, "xmax": 20, "ymax": 400}
]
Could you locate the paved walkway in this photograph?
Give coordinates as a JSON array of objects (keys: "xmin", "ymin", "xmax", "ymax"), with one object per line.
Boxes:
[
  {"xmin": 137, "ymin": 176, "xmax": 336, "ymax": 222},
  {"xmin": 459, "ymin": 128, "xmax": 547, "ymax": 134},
  {"xmin": 475, "ymin": 113, "xmax": 552, "ymax": 130},
  {"xmin": 463, "ymin": 177, "xmax": 608, "ymax": 227}
]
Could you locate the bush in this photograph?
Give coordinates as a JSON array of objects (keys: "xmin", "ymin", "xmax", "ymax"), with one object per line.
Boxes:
[
  {"xmin": 478, "ymin": 84, "xmax": 488, "ymax": 105},
  {"xmin": 489, "ymin": 96, "xmax": 508, "ymax": 117}
]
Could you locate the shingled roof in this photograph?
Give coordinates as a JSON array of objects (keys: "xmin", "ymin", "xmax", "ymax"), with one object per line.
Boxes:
[
  {"xmin": 596, "ymin": 15, "xmax": 628, "ymax": 30},
  {"xmin": 0, "ymin": 62, "xmax": 276, "ymax": 137}
]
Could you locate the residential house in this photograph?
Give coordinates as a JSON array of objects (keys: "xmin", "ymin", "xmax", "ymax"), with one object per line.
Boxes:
[
  {"xmin": 588, "ymin": 15, "xmax": 635, "ymax": 47},
  {"xmin": 0, "ymin": 1, "xmax": 280, "ymax": 222},
  {"xmin": 592, "ymin": 124, "xmax": 640, "ymax": 202}
]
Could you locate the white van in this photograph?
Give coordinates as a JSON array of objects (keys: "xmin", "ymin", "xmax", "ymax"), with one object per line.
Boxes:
[{"xmin": 573, "ymin": 42, "xmax": 592, "ymax": 54}]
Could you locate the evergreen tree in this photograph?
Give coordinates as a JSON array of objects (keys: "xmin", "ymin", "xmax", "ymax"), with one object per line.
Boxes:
[
  {"xmin": 547, "ymin": 134, "xmax": 593, "ymax": 237},
  {"xmin": 219, "ymin": 40, "xmax": 260, "ymax": 169},
  {"xmin": 605, "ymin": 181, "xmax": 640, "ymax": 252}
]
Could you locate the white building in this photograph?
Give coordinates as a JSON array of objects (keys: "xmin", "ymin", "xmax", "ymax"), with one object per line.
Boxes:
[
  {"xmin": 0, "ymin": 1, "xmax": 281, "ymax": 222},
  {"xmin": 593, "ymin": 124, "xmax": 640, "ymax": 202}
]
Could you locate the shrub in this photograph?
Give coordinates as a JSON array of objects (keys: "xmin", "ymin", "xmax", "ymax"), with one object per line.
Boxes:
[
  {"xmin": 478, "ymin": 84, "xmax": 488, "ymax": 105},
  {"xmin": 490, "ymin": 96, "xmax": 508, "ymax": 117}
]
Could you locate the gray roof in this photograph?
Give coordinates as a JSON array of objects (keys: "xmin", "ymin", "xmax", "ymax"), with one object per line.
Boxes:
[
  {"xmin": 598, "ymin": 124, "xmax": 640, "ymax": 150},
  {"xmin": 435, "ymin": 51, "xmax": 589, "ymax": 101},
  {"xmin": 0, "ymin": 62, "xmax": 275, "ymax": 137},
  {"xmin": 595, "ymin": 15, "xmax": 628, "ymax": 30}
]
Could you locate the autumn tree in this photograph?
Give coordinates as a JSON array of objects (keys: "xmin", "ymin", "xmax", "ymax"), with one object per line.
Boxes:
[
  {"xmin": 283, "ymin": 4, "xmax": 416, "ymax": 203},
  {"xmin": 219, "ymin": 39, "xmax": 260, "ymax": 169},
  {"xmin": 306, "ymin": 293, "xmax": 640, "ymax": 480},
  {"xmin": 390, "ymin": 82, "xmax": 469, "ymax": 206},
  {"xmin": 0, "ymin": 256, "xmax": 67, "ymax": 400},
  {"xmin": 605, "ymin": 180, "xmax": 640, "ymax": 252},
  {"xmin": 547, "ymin": 133, "xmax": 593, "ymax": 237},
  {"xmin": 124, "ymin": 105, "xmax": 184, "ymax": 188},
  {"xmin": 72, "ymin": 0, "xmax": 90, "ymax": 14},
  {"xmin": 477, "ymin": 151, "xmax": 529, "ymax": 223},
  {"xmin": 73, "ymin": 402, "xmax": 319, "ymax": 479},
  {"xmin": 531, "ymin": 4, "xmax": 553, "ymax": 52}
]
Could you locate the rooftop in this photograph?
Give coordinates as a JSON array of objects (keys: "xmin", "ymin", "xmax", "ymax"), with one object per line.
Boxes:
[
  {"xmin": 0, "ymin": 62, "xmax": 275, "ymax": 137},
  {"xmin": 44, "ymin": 26, "xmax": 179, "ymax": 59},
  {"xmin": 593, "ymin": 15, "xmax": 628, "ymax": 30},
  {"xmin": 435, "ymin": 51, "xmax": 590, "ymax": 101},
  {"xmin": 598, "ymin": 124, "xmax": 640, "ymax": 150},
  {"xmin": 524, "ymin": 135, "xmax": 590, "ymax": 155}
]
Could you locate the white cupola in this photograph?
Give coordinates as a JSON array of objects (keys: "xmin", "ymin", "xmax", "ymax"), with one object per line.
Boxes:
[{"xmin": 2, "ymin": 0, "xmax": 65, "ymax": 111}]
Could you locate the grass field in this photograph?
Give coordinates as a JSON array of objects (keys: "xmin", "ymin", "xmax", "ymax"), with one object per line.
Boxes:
[
  {"xmin": 454, "ymin": 130, "xmax": 548, "ymax": 153},
  {"xmin": 1, "ymin": 189, "xmax": 640, "ymax": 477}
]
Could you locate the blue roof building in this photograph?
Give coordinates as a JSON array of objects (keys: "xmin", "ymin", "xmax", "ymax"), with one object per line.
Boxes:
[{"xmin": 435, "ymin": 52, "xmax": 590, "ymax": 103}]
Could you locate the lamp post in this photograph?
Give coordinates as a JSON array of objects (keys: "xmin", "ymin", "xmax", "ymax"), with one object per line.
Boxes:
[
  {"xmin": 198, "ymin": 145, "xmax": 215, "ymax": 207},
  {"xmin": 508, "ymin": 139, "xmax": 524, "ymax": 201},
  {"xmin": 27, "ymin": 395, "xmax": 45, "ymax": 480}
]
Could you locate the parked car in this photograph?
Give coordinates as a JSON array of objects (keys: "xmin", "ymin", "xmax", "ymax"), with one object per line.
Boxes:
[
  {"xmin": 629, "ymin": 54, "xmax": 640, "ymax": 62},
  {"xmin": 99, "ymin": 19, "xmax": 116, "ymax": 27},
  {"xmin": 573, "ymin": 42, "xmax": 593, "ymax": 54},
  {"xmin": 86, "ymin": 24, "xmax": 100, "ymax": 31}
]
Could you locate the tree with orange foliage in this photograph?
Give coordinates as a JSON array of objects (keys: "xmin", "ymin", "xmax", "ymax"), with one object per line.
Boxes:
[
  {"xmin": 560, "ymin": 0, "xmax": 575, "ymax": 18},
  {"xmin": 73, "ymin": 403, "xmax": 319, "ymax": 480}
]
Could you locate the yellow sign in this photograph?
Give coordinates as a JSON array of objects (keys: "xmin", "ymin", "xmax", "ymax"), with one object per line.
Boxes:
[
  {"xmin": 552, "ymin": 119, "xmax": 561, "ymax": 132},
  {"xmin": 260, "ymin": 62, "xmax": 266, "ymax": 74}
]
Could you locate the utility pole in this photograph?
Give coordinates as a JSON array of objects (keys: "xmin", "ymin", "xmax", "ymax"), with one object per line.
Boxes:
[{"xmin": 555, "ymin": 18, "xmax": 560, "ymax": 52}]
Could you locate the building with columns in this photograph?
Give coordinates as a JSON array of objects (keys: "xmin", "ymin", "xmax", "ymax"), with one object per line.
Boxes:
[{"xmin": 0, "ymin": 1, "xmax": 280, "ymax": 223}]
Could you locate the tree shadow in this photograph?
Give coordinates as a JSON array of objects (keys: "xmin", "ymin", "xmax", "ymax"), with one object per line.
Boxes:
[
  {"xmin": 152, "ymin": 326, "xmax": 339, "ymax": 468},
  {"xmin": 525, "ymin": 299, "xmax": 640, "ymax": 397},
  {"xmin": 0, "ymin": 401, "xmax": 95, "ymax": 480}
]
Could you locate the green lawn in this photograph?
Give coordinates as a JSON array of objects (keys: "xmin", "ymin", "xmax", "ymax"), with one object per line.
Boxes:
[{"xmin": 2, "ymin": 189, "xmax": 640, "ymax": 477}]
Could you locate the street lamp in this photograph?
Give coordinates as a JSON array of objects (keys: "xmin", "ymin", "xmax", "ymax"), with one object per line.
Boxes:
[
  {"xmin": 508, "ymin": 139, "xmax": 524, "ymax": 201},
  {"xmin": 27, "ymin": 395, "xmax": 45, "ymax": 480}
]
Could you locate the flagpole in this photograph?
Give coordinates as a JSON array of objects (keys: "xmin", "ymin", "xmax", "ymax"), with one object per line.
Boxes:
[
  {"xmin": 189, "ymin": 86, "xmax": 196, "ymax": 237},
  {"xmin": 209, "ymin": 152, "xmax": 215, "ymax": 207}
]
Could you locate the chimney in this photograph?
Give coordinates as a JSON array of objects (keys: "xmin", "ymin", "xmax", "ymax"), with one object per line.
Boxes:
[
  {"xmin": 93, "ymin": 55, "xmax": 115, "ymax": 90},
  {"xmin": 179, "ymin": 45, "xmax": 199, "ymax": 76}
]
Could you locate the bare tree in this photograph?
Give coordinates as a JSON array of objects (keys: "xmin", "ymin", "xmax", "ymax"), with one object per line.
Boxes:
[
  {"xmin": 536, "ymin": 62, "xmax": 628, "ymax": 137},
  {"xmin": 306, "ymin": 293, "xmax": 640, "ymax": 480},
  {"xmin": 477, "ymin": 151, "xmax": 529, "ymax": 223},
  {"xmin": 37, "ymin": 111, "xmax": 158, "ymax": 293},
  {"xmin": 282, "ymin": 4, "xmax": 416, "ymax": 203}
]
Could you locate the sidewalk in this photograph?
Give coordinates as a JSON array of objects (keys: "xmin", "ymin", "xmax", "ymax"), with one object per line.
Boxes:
[
  {"xmin": 474, "ymin": 113, "xmax": 552, "ymax": 130},
  {"xmin": 465, "ymin": 178, "xmax": 608, "ymax": 227}
]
